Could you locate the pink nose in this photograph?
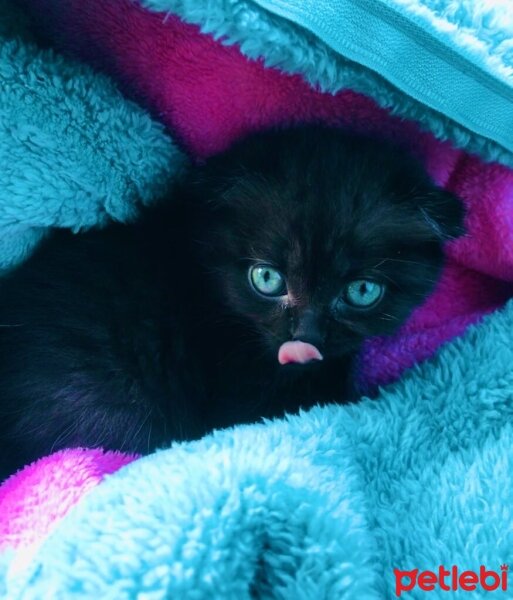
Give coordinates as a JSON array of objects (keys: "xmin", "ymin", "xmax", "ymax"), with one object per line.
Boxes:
[{"xmin": 278, "ymin": 341, "xmax": 324, "ymax": 365}]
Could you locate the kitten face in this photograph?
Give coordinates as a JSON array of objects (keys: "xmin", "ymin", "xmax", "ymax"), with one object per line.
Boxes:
[{"xmin": 186, "ymin": 127, "xmax": 464, "ymax": 364}]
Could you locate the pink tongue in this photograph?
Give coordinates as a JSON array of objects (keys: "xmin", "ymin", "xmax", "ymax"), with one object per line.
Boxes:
[{"xmin": 278, "ymin": 341, "xmax": 323, "ymax": 365}]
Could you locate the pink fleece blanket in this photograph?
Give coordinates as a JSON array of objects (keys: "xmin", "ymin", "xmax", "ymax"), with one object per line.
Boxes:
[
  {"xmin": 23, "ymin": 0, "xmax": 513, "ymax": 390},
  {"xmin": 0, "ymin": 449, "xmax": 136, "ymax": 552}
]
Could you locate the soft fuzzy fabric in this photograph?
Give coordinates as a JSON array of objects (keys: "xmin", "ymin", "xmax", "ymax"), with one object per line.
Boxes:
[
  {"xmin": 0, "ymin": 0, "xmax": 184, "ymax": 273},
  {"xmin": 20, "ymin": 0, "xmax": 513, "ymax": 391},
  {"xmin": 2, "ymin": 299, "xmax": 513, "ymax": 598}
]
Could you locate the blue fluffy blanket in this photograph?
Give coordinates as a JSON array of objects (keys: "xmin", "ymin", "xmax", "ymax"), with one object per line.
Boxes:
[
  {"xmin": 3, "ymin": 301, "xmax": 513, "ymax": 597},
  {"xmin": 0, "ymin": 0, "xmax": 183, "ymax": 273},
  {"xmin": 1, "ymin": 0, "xmax": 513, "ymax": 597}
]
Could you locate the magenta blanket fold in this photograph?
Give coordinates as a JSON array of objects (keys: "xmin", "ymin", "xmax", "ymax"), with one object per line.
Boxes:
[
  {"xmin": 0, "ymin": 449, "xmax": 136, "ymax": 551},
  {"xmin": 19, "ymin": 0, "xmax": 513, "ymax": 389}
]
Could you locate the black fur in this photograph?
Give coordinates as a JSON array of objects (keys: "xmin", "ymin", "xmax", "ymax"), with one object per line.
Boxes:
[{"xmin": 0, "ymin": 127, "xmax": 464, "ymax": 479}]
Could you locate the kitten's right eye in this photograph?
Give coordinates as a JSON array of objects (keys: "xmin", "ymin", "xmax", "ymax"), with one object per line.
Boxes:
[
  {"xmin": 249, "ymin": 265, "xmax": 287, "ymax": 297},
  {"xmin": 343, "ymin": 279, "xmax": 384, "ymax": 308}
]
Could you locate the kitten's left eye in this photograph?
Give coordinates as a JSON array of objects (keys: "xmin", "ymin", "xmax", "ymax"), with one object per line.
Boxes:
[
  {"xmin": 249, "ymin": 265, "xmax": 286, "ymax": 297},
  {"xmin": 343, "ymin": 279, "xmax": 384, "ymax": 308}
]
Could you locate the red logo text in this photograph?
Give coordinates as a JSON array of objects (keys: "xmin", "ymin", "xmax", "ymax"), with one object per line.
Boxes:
[{"xmin": 394, "ymin": 565, "xmax": 508, "ymax": 597}]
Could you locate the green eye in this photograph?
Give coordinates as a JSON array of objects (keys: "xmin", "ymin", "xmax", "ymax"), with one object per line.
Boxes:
[
  {"xmin": 344, "ymin": 279, "xmax": 384, "ymax": 308},
  {"xmin": 249, "ymin": 265, "xmax": 286, "ymax": 297}
]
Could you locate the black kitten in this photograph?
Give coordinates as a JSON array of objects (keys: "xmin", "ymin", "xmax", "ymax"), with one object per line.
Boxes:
[{"xmin": 0, "ymin": 127, "xmax": 464, "ymax": 479}]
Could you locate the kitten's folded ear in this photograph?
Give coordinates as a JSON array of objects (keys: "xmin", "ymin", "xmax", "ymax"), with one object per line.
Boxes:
[{"xmin": 419, "ymin": 188, "xmax": 466, "ymax": 242}]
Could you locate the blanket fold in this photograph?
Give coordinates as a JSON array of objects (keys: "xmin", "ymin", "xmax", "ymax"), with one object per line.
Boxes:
[{"xmin": 0, "ymin": 0, "xmax": 184, "ymax": 272}]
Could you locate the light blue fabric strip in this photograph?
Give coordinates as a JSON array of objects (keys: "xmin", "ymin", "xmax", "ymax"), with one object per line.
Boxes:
[{"xmin": 253, "ymin": 0, "xmax": 513, "ymax": 158}]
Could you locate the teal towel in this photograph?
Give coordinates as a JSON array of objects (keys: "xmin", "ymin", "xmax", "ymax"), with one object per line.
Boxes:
[
  {"xmin": 251, "ymin": 0, "xmax": 513, "ymax": 157},
  {"xmin": 144, "ymin": 0, "xmax": 513, "ymax": 167}
]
